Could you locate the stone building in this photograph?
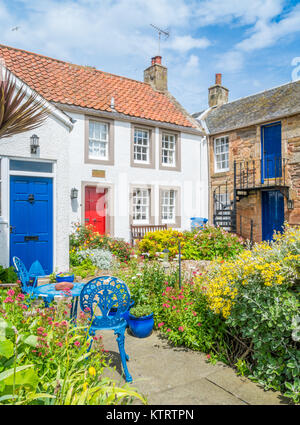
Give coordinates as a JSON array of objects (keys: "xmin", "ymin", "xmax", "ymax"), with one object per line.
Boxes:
[{"xmin": 194, "ymin": 75, "xmax": 300, "ymax": 242}]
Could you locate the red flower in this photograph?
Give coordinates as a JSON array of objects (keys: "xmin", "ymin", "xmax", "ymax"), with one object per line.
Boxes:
[
  {"xmin": 206, "ymin": 354, "xmax": 211, "ymax": 359},
  {"xmin": 4, "ymin": 297, "xmax": 14, "ymax": 303},
  {"xmin": 166, "ymin": 328, "xmax": 171, "ymax": 332},
  {"xmin": 158, "ymin": 322, "xmax": 164, "ymax": 328},
  {"xmin": 7, "ymin": 289, "xmax": 15, "ymax": 297},
  {"xmin": 74, "ymin": 341, "xmax": 80, "ymax": 347},
  {"xmin": 178, "ymin": 326, "xmax": 184, "ymax": 332}
]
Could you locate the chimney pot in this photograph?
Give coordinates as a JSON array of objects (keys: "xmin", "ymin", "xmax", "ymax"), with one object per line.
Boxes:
[
  {"xmin": 215, "ymin": 73, "xmax": 222, "ymax": 85},
  {"xmin": 151, "ymin": 55, "xmax": 162, "ymax": 65}
]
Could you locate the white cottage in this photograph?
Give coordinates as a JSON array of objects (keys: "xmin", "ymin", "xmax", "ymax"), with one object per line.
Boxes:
[{"xmin": 0, "ymin": 45, "xmax": 208, "ymax": 273}]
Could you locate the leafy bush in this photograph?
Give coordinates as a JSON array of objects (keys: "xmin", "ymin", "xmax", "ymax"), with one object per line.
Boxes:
[
  {"xmin": 137, "ymin": 225, "xmax": 244, "ymax": 260},
  {"xmin": 0, "ymin": 266, "xmax": 18, "ymax": 284},
  {"xmin": 130, "ymin": 304, "xmax": 153, "ymax": 318},
  {"xmin": 157, "ymin": 280, "xmax": 228, "ymax": 355},
  {"xmin": 196, "ymin": 224, "xmax": 300, "ymax": 403},
  {"xmin": 0, "ymin": 288, "xmax": 146, "ymax": 405},
  {"xmin": 70, "ymin": 223, "xmax": 131, "ymax": 263},
  {"xmin": 77, "ymin": 248, "xmax": 114, "ymax": 270}
]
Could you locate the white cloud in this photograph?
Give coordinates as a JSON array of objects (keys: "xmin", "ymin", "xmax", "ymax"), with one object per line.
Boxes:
[
  {"xmin": 216, "ymin": 50, "xmax": 244, "ymax": 73},
  {"xmin": 167, "ymin": 35, "xmax": 211, "ymax": 52}
]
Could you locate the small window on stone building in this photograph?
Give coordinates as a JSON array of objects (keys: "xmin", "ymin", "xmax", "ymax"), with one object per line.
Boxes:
[{"xmin": 214, "ymin": 137, "xmax": 229, "ymax": 172}]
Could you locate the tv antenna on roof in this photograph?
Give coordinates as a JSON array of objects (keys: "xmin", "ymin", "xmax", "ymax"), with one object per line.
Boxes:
[{"xmin": 150, "ymin": 24, "xmax": 170, "ymax": 56}]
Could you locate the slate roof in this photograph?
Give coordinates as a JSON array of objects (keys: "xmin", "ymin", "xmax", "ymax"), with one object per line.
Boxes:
[
  {"xmin": 0, "ymin": 44, "xmax": 195, "ymax": 128},
  {"xmin": 196, "ymin": 80, "xmax": 300, "ymax": 135}
]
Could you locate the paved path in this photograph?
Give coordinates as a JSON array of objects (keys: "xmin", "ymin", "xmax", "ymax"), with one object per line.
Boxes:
[{"xmin": 100, "ymin": 329, "xmax": 289, "ymax": 405}]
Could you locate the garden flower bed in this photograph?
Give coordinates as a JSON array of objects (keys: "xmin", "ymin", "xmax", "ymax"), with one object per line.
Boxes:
[{"xmin": 0, "ymin": 289, "xmax": 146, "ymax": 405}]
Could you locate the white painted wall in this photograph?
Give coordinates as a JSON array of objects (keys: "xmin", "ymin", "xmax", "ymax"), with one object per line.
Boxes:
[
  {"xmin": 67, "ymin": 111, "xmax": 208, "ymax": 241},
  {"xmin": 0, "ymin": 114, "xmax": 71, "ymax": 272}
]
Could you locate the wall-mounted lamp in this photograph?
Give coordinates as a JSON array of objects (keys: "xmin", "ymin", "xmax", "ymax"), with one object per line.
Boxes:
[
  {"xmin": 70, "ymin": 188, "xmax": 79, "ymax": 199},
  {"xmin": 30, "ymin": 134, "xmax": 39, "ymax": 154},
  {"xmin": 287, "ymin": 199, "xmax": 294, "ymax": 210}
]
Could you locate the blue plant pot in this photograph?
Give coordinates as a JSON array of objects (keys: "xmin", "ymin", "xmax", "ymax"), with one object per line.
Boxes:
[
  {"xmin": 56, "ymin": 273, "xmax": 75, "ymax": 283},
  {"xmin": 127, "ymin": 312, "xmax": 154, "ymax": 338}
]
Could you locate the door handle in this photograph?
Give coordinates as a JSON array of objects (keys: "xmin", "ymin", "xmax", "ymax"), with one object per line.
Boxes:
[
  {"xmin": 28, "ymin": 194, "xmax": 35, "ymax": 204},
  {"xmin": 10, "ymin": 226, "xmax": 15, "ymax": 234}
]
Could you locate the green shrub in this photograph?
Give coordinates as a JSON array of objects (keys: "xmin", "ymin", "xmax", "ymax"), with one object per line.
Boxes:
[
  {"xmin": 0, "ymin": 266, "xmax": 18, "ymax": 284},
  {"xmin": 70, "ymin": 223, "xmax": 132, "ymax": 263},
  {"xmin": 130, "ymin": 304, "xmax": 153, "ymax": 318},
  {"xmin": 197, "ymin": 224, "xmax": 300, "ymax": 403},
  {"xmin": 137, "ymin": 225, "xmax": 244, "ymax": 260}
]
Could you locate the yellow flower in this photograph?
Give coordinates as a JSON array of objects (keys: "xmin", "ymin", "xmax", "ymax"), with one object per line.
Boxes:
[
  {"xmin": 88, "ymin": 366, "xmax": 96, "ymax": 377},
  {"xmin": 83, "ymin": 382, "xmax": 88, "ymax": 391}
]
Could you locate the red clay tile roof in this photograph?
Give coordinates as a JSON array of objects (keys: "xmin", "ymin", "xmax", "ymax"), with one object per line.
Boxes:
[{"xmin": 0, "ymin": 44, "xmax": 195, "ymax": 128}]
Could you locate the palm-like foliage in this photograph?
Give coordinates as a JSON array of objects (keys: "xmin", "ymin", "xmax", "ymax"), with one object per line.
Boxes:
[{"xmin": 0, "ymin": 69, "xmax": 49, "ymax": 139}]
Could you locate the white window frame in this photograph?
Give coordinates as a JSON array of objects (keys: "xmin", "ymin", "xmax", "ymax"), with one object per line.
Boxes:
[
  {"xmin": 214, "ymin": 136, "xmax": 229, "ymax": 172},
  {"xmin": 88, "ymin": 120, "xmax": 109, "ymax": 160},
  {"xmin": 161, "ymin": 189, "xmax": 176, "ymax": 224},
  {"xmin": 133, "ymin": 128, "xmax": 150, "ymax": 164},
  {"xmin": 161, "ymin": 133, "xmax": 176, "ymax": 167},
  {"xmin": 132, "ymin": 188, "xmax": 150, "ymax": 224}
]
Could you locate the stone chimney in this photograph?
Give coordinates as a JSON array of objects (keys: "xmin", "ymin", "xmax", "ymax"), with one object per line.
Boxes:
[
  {"xmin": 144, "ymin": 56, "xmax": 167, "ymax": 92},
  {"xmin": 208, "ymin": 73, "xmax": 229, "ymax": 107}
]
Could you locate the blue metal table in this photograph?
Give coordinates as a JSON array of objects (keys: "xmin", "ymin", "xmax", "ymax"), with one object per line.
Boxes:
[{"xmin": 33, "ymin": 282, "xmax": 85, "ymax": 320}]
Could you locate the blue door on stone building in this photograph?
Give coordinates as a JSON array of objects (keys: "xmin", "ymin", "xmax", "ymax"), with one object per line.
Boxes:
[
  {"xmin": 261, "ymin": 190, "xmax": 284, "ymax": 241},
  {"xmin": 261, "ymin": 122, "xmax": 282, "ymax": 183},
  {"xmin": 10, "ymin": 176, "xmax": 53, "ymax": 274}
]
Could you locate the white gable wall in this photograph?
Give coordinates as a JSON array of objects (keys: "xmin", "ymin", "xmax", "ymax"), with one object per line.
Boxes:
[{"xmin": 0, "ymin": 114, "xmax": 71, "ymax": 271}]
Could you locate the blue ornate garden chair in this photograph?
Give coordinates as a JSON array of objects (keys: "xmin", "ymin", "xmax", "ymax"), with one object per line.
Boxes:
[
  {"xmin": 79, "ymin": 276, "xmax": 132, "ymax": 383},
  {"xmin": 12, "ymin": 256, "xmax": 48, "ymax": 301}
]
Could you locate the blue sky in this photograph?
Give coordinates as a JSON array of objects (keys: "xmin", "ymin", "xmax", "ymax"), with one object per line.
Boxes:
[{"xmin": 1, "ymin": 0, "xmax": 300, "ymax": 113}]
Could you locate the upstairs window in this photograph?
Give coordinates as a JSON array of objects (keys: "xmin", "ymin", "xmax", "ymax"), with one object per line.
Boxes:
[
  {"xmin": 214, "ymin": 137, "xmax": 229, "ymax": 172},
  {"xmin": 89, "ymin": 120, "xmax": 109, "ymax": 160},
  {"xmin": 161, "ymin": 133, "xmax": 176, "ymax": 167},
  {"xmin": 133, "ymin": 129, "xmax": 150, "ymax": 163}
]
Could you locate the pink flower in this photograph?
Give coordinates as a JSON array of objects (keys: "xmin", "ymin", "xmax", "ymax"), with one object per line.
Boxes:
[
  {"xmin": 74, "ymin": 341, "xmax": 80, "ymax": 347},
  {"xmin": 162, "ymin": 292, "xmax": 166, "ymax": 296},
  {"xmin": 84, "ymin": 307, "xmax": 91, "ymax": 312},
  {"xmin": 158, "ymin": 322, "xmax": 164, "ymax": 328},
  {"xmin": 165, "ymin": 287, "xmax": 172, "ymax": 293},
  {"xmin": 172, "ymin": 306, "xmax": 176, "ymax": 310},
  {"xmin": 178, "ymin": 326, "xmax": 184, "ymax": 332},
  {"xmin": 178, "ymin": 295, "xmax": 184, "ymax": 300},
  {"xmin": 162, "ymin": 303, "xmax": 170, "ymax": 308},
  {"xmin": 7, "ymin": 289, "xmax": 15, "ymax": 297},
  {"xmin": 60, "ymin": 321, "xmax": 68, "ymax": 327},
  {"xmin": 206, "ymin": 354, "xmax": 211, "ymax": 359},
  {"xmin": 197, "ymin": 323, "xmax": 202, "ymax": 327},
  {"xmin": 17, "ymin": 293, "xmax": 25, "ymax": 300},
  {"xmin": 4, "ymin": 297, "xmax": 14, "ymax": 303},
  {"xmin": 166, "ymin": 328, "xmax": 171, "ymax": 332},
  {"xmin": 164, "ymin": 281, "xmax": 169, "ymax": 286},
  {"xmin": 192, "ymin": 311, "xmax": 197, "ymax": 317},
  {"xmin": 21, "ymin": 304, "xmax": 28, "ymax": 309},
  {"xmin": 56, "ymin": 342, "xmax": 63, "ymax": 347}
]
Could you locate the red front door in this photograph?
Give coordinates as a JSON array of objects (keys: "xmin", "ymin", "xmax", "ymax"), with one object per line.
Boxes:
[{"xmin": 85, "ymin": 186, "xmax": 106, "ymax": 234}]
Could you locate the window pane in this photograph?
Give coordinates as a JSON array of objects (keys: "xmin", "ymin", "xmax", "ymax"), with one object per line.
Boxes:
[
  {"xmin": 214, "ymin": 137, "xmax": 229, "ymax": 171},
  {"xmin": 133, "ymin": 188, "xmax": 150, "ymax": 221},
  {"xmin": 161, "ymin": 189, "xmax": 176, "ymax": 223},
  {"xmin": 10, "ymin": 160, "xmax": 53, "ymax": 173},
  {"xmin": 134, "ymin": 128, "xmax": 149, "ymax": 163},
  {"xmin": 162, "ymin": 133, "xmax": 176, "ymax": 166},
  {"xmin": 89, "ymin": 121, "xmax": 109, "ymax": 159}
]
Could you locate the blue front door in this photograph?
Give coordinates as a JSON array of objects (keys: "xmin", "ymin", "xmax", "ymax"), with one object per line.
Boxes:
[
  {"xmin": 261, "ymin": 122, "xmax": 282, "ymax": 183},
  {"xmin": 262, "ymin": 190, "xmax": 284, "ymax": 241},
  {"xmin": 10, "ymin": 176, "xmax": 53, "ymax": 274}
]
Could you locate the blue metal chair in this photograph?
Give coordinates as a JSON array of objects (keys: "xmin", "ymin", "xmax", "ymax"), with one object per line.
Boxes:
[
  {"xmin": 12, "ymin": 256, "xmax": 48, "ymax": 302},
  {"xmin": 79, "ymin": 276, "xmax": 132, "ymax": 383}
]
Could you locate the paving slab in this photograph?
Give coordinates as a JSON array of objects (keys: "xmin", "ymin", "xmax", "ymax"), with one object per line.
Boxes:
[{"xmin": 98, "ymin": 329, "xmax": 288, "ymax": 405}]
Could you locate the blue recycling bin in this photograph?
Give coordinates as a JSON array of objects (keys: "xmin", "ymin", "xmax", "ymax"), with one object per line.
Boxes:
[{"xmin": 190, "ymin": 217, "xmax": 208, "ymax": 230}]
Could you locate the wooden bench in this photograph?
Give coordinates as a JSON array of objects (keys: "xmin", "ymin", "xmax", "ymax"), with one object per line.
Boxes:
[{"xmin": 130, "ymin": 224, "xmax": 167, "ymax": 246}]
